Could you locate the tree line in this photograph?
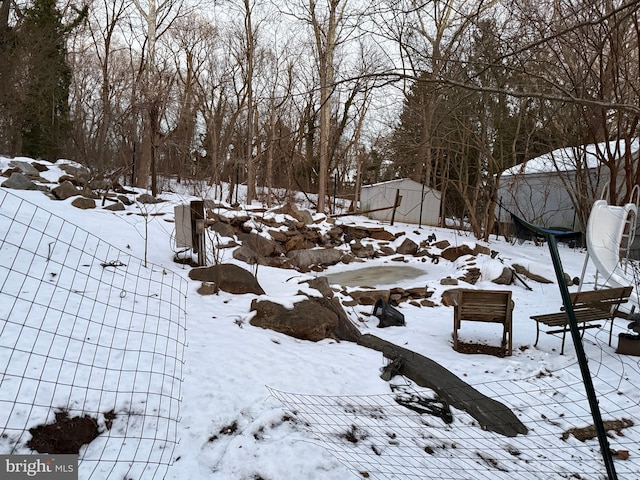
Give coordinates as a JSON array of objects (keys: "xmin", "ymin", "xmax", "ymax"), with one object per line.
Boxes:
[{"xmin": 1, "ymin": 0, "xmax": 640, "ymax": 239}]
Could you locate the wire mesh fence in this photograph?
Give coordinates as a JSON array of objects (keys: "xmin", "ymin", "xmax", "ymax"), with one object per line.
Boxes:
[
  {"xmin": 269, "ymin": 327, "xmax": 640, "ymax": 480},
  {"xmin": 0, "ymin": 188, "xmax": 187, "ymax": 480}
]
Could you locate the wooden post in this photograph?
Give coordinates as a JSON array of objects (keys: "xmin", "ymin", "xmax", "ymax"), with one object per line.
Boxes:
[
  {"xmin": 390, "ymin": 189, "xmax": 402, "ymax": 226},
  {"xmin": 190, "ymin": 200, "xmax": 206, "ymax": 266}
]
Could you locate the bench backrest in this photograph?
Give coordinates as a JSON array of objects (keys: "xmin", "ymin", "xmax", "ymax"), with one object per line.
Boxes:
[
  {"xmin": 569, "ymin": 286, "xmax": 633, "ymax": 312},
  {"xmin": 454, "ymin": 289, "xmax": 513, "ymax": 323}
]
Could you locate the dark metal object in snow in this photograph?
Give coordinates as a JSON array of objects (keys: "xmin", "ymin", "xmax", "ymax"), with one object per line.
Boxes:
[{"xmin": 373, "ymin": 298, "xmax": 405, "ymax": 328}]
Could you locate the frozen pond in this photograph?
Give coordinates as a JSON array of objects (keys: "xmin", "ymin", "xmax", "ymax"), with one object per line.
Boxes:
[{"xmin": 323, "ymin": 265, "xmax": 426, "ymax": 287}]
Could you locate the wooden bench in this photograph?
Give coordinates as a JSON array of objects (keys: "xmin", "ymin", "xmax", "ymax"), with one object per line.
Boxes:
[
  {"xmin": 453, "ymin": 289, "xmax": 514, "ymax": 357},
  {"xmin": 530, "ymin": 286, "xmax": 633, "ymax": 354}
]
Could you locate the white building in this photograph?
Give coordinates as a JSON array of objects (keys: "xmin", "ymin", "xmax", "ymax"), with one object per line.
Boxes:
[
  {"xmin": 360, "ymin": 178, "xmax": 441, "ymax": 226},
  {"xmin": 497, "ymin": 140, "xmax": 639, "ymax": 232}
]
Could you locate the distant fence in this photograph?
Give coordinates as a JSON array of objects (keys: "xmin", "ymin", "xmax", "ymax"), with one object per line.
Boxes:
[{"xmin": 0, "ymin": 188, "xmax": 187, "ymax": 479}]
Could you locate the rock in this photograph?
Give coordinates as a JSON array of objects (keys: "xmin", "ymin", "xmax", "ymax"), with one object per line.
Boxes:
[
  {"xmin": 441, "ymin": 289, "xmax": 460, "ymax": 306},
  {"xmin": 257, "ymin": 256, "xmax": 293, "ymax": 269},
  {"xmin": 59, "ymin": 163, "xmax": 90, "ymax": 182},
  {"xmin": 404, "ymin": 287, "xmax": 431, "ymax": 298},
  {"xmin": 8, "ymin": 160, "xmax": 40, "ymax": 176},
  {"xmin": 197, "ymin": 283, "xmax": 218, "ymax": 295},
  {"xmin": 137, "ymin": 193, "xmax": 163, "ymax": 204},
  {"xmin": 396, "ymin": 238, "xmax": 419, "ymax": 255},
  {"xmin": 326, "ymin": 226, "xmax": 344, "ymax": 242},
  {"xmin": 432, "ymin": 239, "xmax": 451, "ymax": 249},
  {"xmin": 207, "ymin": 211, "xmax": 230, "ymax": 224},
  {"xmin": 104, "ymin": 202, "xmax": 125, "ymax": 211},
  {"xmin": 286, "ymin": 248, "xmax": 343, "ymax": 271},
  {"xmin": 351, "ymin": 242, "xmax": 375, "ymax": 259},
  {"xmin": 117, "ymin": 195, "xmax": 133, "ymax": 206},
  {"xmin": 441, "ymin": 244, "xmax": 474, "ymax": 261},
  {"xmin": 492, "ymin": 267, "xmax": 514, "ymax": 285},
  {"xmin": 512, "ymin": 264, "xmax": 553, "ymax": 284},
  {"xmin": 379, "ymin": 245, "xmax": 395, "ymax": 256},
  {"xmin": 210, "ymin": 221, "xmax": 236, "ymax": 238},
  {"xmin": 342, "ymin": 225, "xmax": 372, "ymax": 239},
  {"xmin": 348, "ymin": 289, "xmax": 389, "ymax": 306},
  {"xmin": 268, "ymin": 229, "xmax": 288, "ymax": 243},
  {"xmin": 232, "ymin": 245, "xmax": 259, "ymax": 264},
  {"xmin": 250, "ymin": 295, "xmax": 360, "ymax": 342},
  {"xmin": 340, "ymin": 253, "xmax": 359, "ymax": 264},
  {"xmin": 71, "ymin": 197, "xmax": 96, "ymax": 209},
  {"xmin": 370, "ymin": 229, "xmax": 395, "ymax": 241},
  {"xmin": 303, "ymin": 277, "xmax": 334, "ymax": 298},
  {"xmin": 52, "ymin": 181, "xmax": 80, "ymax": 200},
  {"xmin": 459, "ymin": 267, "xmax": 481, "ymax": 284},
  {"xmin": 58, "ymin": 174, "xmax": 85, "ymax": 186},
  {"xmin": 1, "ymin": 172, "xmax": 41, "ymax": 190},
  {"xmin": 250, "ymin": 298, "xmax": 339, "ymax": 341},
  {"xmin": 284, "ymin": 234, "xmax": 308, "ymax": 252},
  {"xmin": 474, "ymin": 244, "xmax": 491, "ymax": 256},
  {"xmin": 188, "ymin": 263, "xmax": 265, "ymax": 294},
  {"xmin": 238, "ymin": 232, "xmax": 282, "ymax": 257},
  {"xmin": 273, "ymin": 203, "xmax": 314, "ymax": 224},
  {"xmin": 32, "ymin": 162, "xmax": 50, "ymax": 172},
  {"xmin": 440, "ymin": 277, "xmax": 459, "ymax": 286}
]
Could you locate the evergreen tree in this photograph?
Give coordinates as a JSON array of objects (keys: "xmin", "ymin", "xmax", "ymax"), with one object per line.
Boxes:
[
  {"xmin": 17, "ymin": 0, "xmax": 86, "ymax": 160},
  {"xmin": 0, "ymin": 0, "xmax": 20, "ymax": 154}
]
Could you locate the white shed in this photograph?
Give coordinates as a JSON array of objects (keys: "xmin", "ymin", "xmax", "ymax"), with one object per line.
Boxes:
[
  {"xmin": 497, "ymin": 140, "xmax": 639, "ymax": 231},
  {"xmin": 360, "ymin": 178, "xmax": 441, "ymax": 226}
]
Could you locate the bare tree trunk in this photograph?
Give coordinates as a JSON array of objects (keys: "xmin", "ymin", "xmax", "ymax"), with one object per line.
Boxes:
[
  {"xmin": 244, "ymin": 0, "xmax": 256, "ymax": 204},
  {"xmin": 309, "ymin": 0, "xmax": 344, "ymax": 213}
]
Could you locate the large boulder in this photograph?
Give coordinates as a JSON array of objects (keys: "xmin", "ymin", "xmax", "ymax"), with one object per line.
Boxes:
[
  {"xmin": 350, "ymin": 240, "xmax": 376, "ymax": 259},
  {"xmin": 250, "ymin": 295, "xmax": 361, "ymax": 342},
  {"xmin": 347, "ymin": 289, "xmax": 390, "ymax": 306},
  {"xmin": 273, "ymin": 203, "xmax": 314, "ymax": 225},
  {"xmin": 286, "ymin": 247, "xmax": 343, "ymax": 271},
  {"xmin": 232, "ymin": 245, "xmax": 260, "ymax": 265},
  {"xmin": 396, "ymin": 237, "xmax": 419, "ymax": 255},
  {"xmin": 52, "ymin": 180, "xmax": 80, "ymax": 200},
  {"xmin": 9, "ymin": 160, "xmax": 40, "ymax": 176},
  {"xmin": 238, "ymin": 232, "xmax": 282, "ymax": 257},
  {"xmin": 250, "ymin": 298, "xmax": 338, "ymax": 341},
  {"xmin": 284, "ymin": 233, "xmax": 308, "ymax": 252},
  {"xmin": 104, "ymin": 201, "xmax": 125, "ymax": 211},
  {"xmin": 303, "ymin": 276, "xmax": 334, "ymax": 298},
  {"xmin": 210, "ymin": 221, "xmax": 236, "ymax": 239},
  {"xmin": 1, "ymin": 172, "xmax": 41, "ymax": 190},
  {"xmin": 137, "ymin": 193, "xmax": 163, "ymax": 204},
  {"xmin": 59, "ymin": 163, "xmax": 90, "ymax": 183},
  {"xmin": 71, "ymin": 197, "xmax": 96, "ymax": 210},
  {"xmin": 441, "ymin": 244, "xmax": 474, "ymax": 262},
  {"xmin": 189, "ymin": 263, "xmax": 265, "ymax": 294},
  {"xmin": 492, "ymin": 267, "xmax": 513, "ymax": 285}
]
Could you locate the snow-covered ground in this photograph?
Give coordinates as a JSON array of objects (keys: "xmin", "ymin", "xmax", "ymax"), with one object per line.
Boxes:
[{"xmin": 1, "ymin": 157, "xmax": 640, "ymax": 480}]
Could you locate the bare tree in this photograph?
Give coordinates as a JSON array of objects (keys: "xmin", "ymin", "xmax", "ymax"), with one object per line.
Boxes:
[{"xmin": 131, "ymin": 0, "xmax": 187, "ymax": 194}]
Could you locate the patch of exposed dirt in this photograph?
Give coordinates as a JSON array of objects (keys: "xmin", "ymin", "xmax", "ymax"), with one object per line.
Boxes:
[
  {"xmin": 562, "ymin": 418, "xmax": 634, "ymax": 442},
  {"xmin": 27, "ymin": 411, "xmax": 103, "ymax": 454},
  {"xmin": 453, "ymin": 341, "xmax": 507, "ymax": 358}
]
